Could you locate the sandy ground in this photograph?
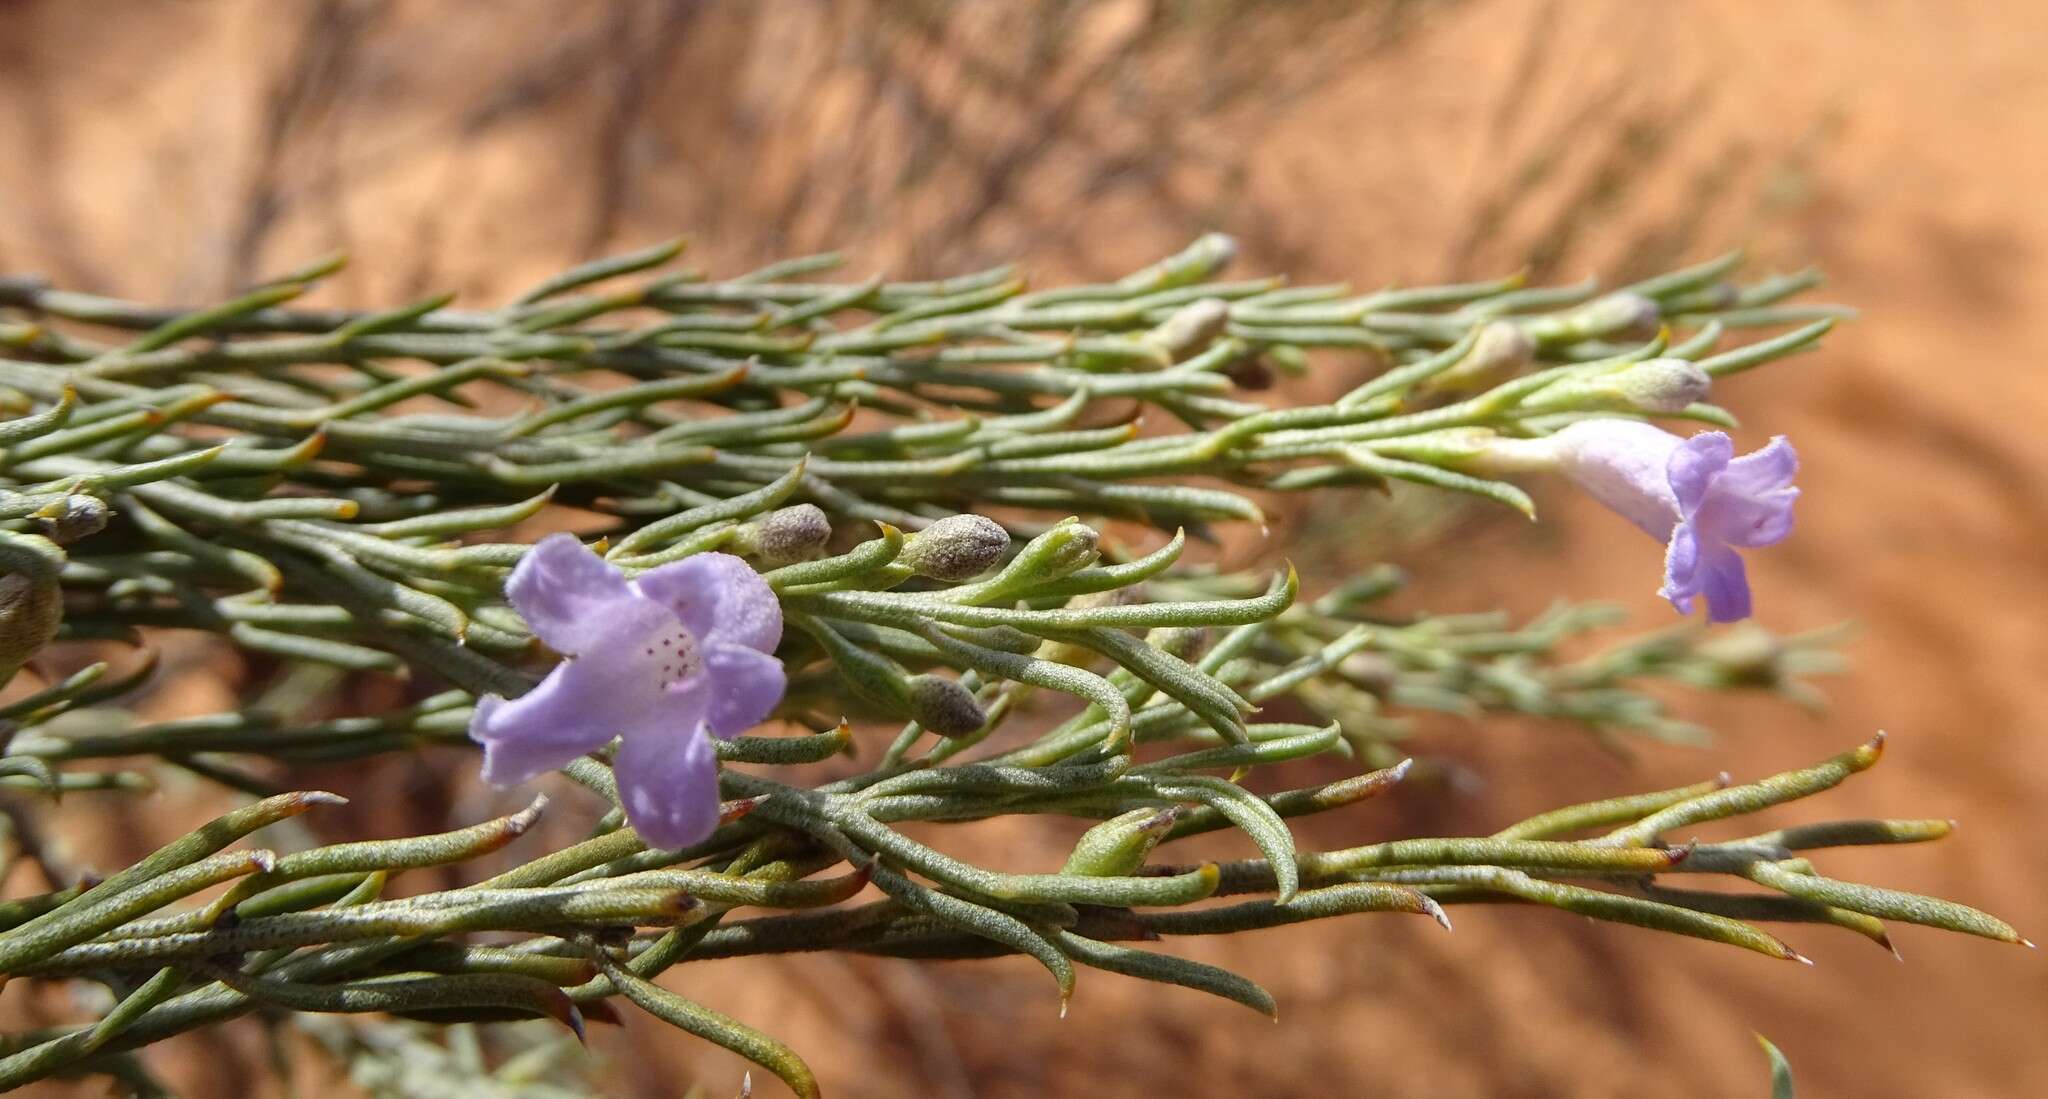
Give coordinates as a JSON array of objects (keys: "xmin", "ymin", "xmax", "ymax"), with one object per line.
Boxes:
[{"xmin": 1, "ymin": 1, "xmax": 2044, "ymax": 1095}]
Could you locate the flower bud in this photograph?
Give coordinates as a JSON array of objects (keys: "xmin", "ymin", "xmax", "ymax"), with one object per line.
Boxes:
[
  {"xmin": 1061, "ymin": 806, "xmax": 1182, "ymax": 877},
  {"xmin": 906, "ymin": 674, "xmax": 987, "ymax": 737},
  {"xmin": 1019, "ymin": 520, "xmax": 1100, "ymax": 579},
  {"xmin": 900, "ymin": 514, "xmax": 1009, "ymax": 581},
  {"xmin": 1521, "ymin": 357, "xmax": 1712, "ymax": 415},
  {"xmin": 730, "ymin": 504, "xmax": 831, "ymax": 567},
  {"xmin": 1143, "ymin": 298, "xmax": 1230, "ymax": 362},
  {"xmin": 1569, "ymin": 292, "xmax": 1662, "ymax": 340},
  {"xmin": 1426, "ymin": 321, "xmax": 1534, "ymax": 394},
  {"xmin": 34, "ymin": 494, "xmax": 109, "ymax": 546},
  {"xmin": 1694, "ymin": 623, "xmax": 1791, "ymax": 686},
  {"xmin": 1190, "ymin": 232, "xmax": 1240, "ymax": 275},
  {"xmin": 1610, "ymin": 358, "xmax": 1711, "ymax": 413},
  {"xmin": 1150, "ymin": 232, "xmax": 1238, "ymax": 286}
]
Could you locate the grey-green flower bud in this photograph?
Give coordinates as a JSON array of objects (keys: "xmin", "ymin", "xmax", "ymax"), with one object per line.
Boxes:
[
  {"xmin": 1191, "ymin": 232, "xmax": 1240, "ymax": 275},
  {"xmin": 1570, "ymin": 292, "xmax": 1662, "ymax": 340},
  {"xmin": 1610, "ymin": 358, "xmax": 1711, "ymax": 413},
  {"xmin": 1428, "ymin": 320, "xmax": 1535, "ymax": 394},
  {"xmin": 1144, "ymin": 297, "xmax": 1230, "ymax": 362},
  {"xmin": 1519, "ymin": 357, "xmax": 1711, "ymax": 415},
  {"xmin": 1022, "ymin": 520, "xmax": 1100, "ymax": 579},
  {"xmin": 1156, "ymin": 232, "xmax": 1237, "ymax": 286},
  {"xmin": 900, "ymin": 514, "xmax": 1009, "ymax": 581},
  {"xmin": 1061, "ymin": 807, "xmax": 1182, "ymax": 877},
  {"xmin": 906, "ymin": 674, "xmax": 987, "ymax": 737},
  {"xmin": 731, "ymin": 504, "xmax": 831, "ymax": 567},
  {"xmin": 1694, "ymin": 623, "xmax": 1789, "ymax": 686},
  {"xmin": 35, "ymin": 495, "xmax": 109, "ymax": 546}
]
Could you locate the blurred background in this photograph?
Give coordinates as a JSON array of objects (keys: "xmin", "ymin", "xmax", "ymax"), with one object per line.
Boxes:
[{"xmin": 1, "ymin": 1, "xmax": 2043, "ymax": 1095}]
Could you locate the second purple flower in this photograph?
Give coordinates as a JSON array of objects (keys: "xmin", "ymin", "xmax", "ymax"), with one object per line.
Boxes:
[{"xmin": 1483, "ymin": 419, "xmax": 1800, "ymax": 622}]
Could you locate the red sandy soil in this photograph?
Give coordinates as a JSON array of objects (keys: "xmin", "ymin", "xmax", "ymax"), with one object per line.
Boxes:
[{"xmin": 1, "ymin": 2, "xmax": 2043, "ymax": 1096}]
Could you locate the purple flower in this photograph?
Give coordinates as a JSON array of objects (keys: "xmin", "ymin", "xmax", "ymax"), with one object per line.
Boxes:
[
  {"xmin": 1544, "ymin": 420, "xmax": 1799, "ymax": 623},
  {"xmin": 469, "ymin": 534, "xmax": 785, "ymax": 848}
]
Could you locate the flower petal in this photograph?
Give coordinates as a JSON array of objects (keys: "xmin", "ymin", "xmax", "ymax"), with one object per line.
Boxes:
[
  {"xmin": 1691, "ymin": 436, "xmax": 1799, "ymax": 550},
  {"xmin": 1719, "ymin": 436, "xmax": 1799, "ymax": 496},
  {"xmin": 615, "ymin": 717, "xmax": 721, "ymax": 850},
  {"xmin": 1696, "ymin": 543, "xmax": 1753, "ymax": 623},
  {"xmin": 505, "ymin": 533, "xmax": 641, "ymax": 656},
  {"xmin": 1666, "ymin": 432, "xmax": 1734, "ymax": 516},
  {"xmin": 1659, "ymin": 522, "xmax": 1702, "ymax": 615},
  {"xmin": 635, "ymin": 551, "xmax": 782, "ymax": 653},
  {"xmin": 1703, "ymin": 486, "xmax": 1799, "ymax": 549},
  {"xmin": 699, "ymin": 642, "xmax": 786, "ymax": 739},
  {"xmin": 470, "ymin": 664, "xmax": 625, "ymax": 786}
]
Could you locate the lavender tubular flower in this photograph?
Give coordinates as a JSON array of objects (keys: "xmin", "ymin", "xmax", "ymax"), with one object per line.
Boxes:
[
  {"xmin": 1486, "ymin": 421, "xmax": 1799, "ymax": 622},
  {"xmin": 469, "ymin": 534, "xmax": 785, "ymax": 848}
]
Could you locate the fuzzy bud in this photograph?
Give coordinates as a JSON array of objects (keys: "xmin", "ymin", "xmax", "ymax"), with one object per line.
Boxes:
[
  {"xmin": 1610, "ymin": 358, "xmax": 1712, "ymax": 412},
  {"xmin": 1426, "ymin": 320, "xmax": 1535, "ymax": 394},
  {"xmin": 1694, "ymin": 623, "xmax": 1790, "ymax": 686},
  {"xmin": 1061, "ymin": 807, "xmax": 1183, "ymax": 877},
  {"xmin": 1151, "ymin": 232, "xmax": 1238, "ymax": 286},
  {"xmin": 1568, "ymin": 292, "xmax": 1662, "ymax": 341},
  {"xmin": 35, "ymin": 495, "xmax": 110, "ymax": 546},
  {"xmin": 1024, "ymin": 521, "xmax": 1101, "ymax": 579},
  {"xmin": 730, "ymin": 504, "xmax": 831, "ymax": 567},
  {"xmin": 901, "ymin": 514, "xmax": 1010, "ymax": 581},
  {"xmin": 906, "ymin": 674, "xmax": 988, "ymax": 737},
  {"xmin": 1144, "ymin": 297, "xmax": 1231, "ymax": 362},
  {"xmin": 1522, "ymin": 357, "xmax": 1712, "ymax": 415}
]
